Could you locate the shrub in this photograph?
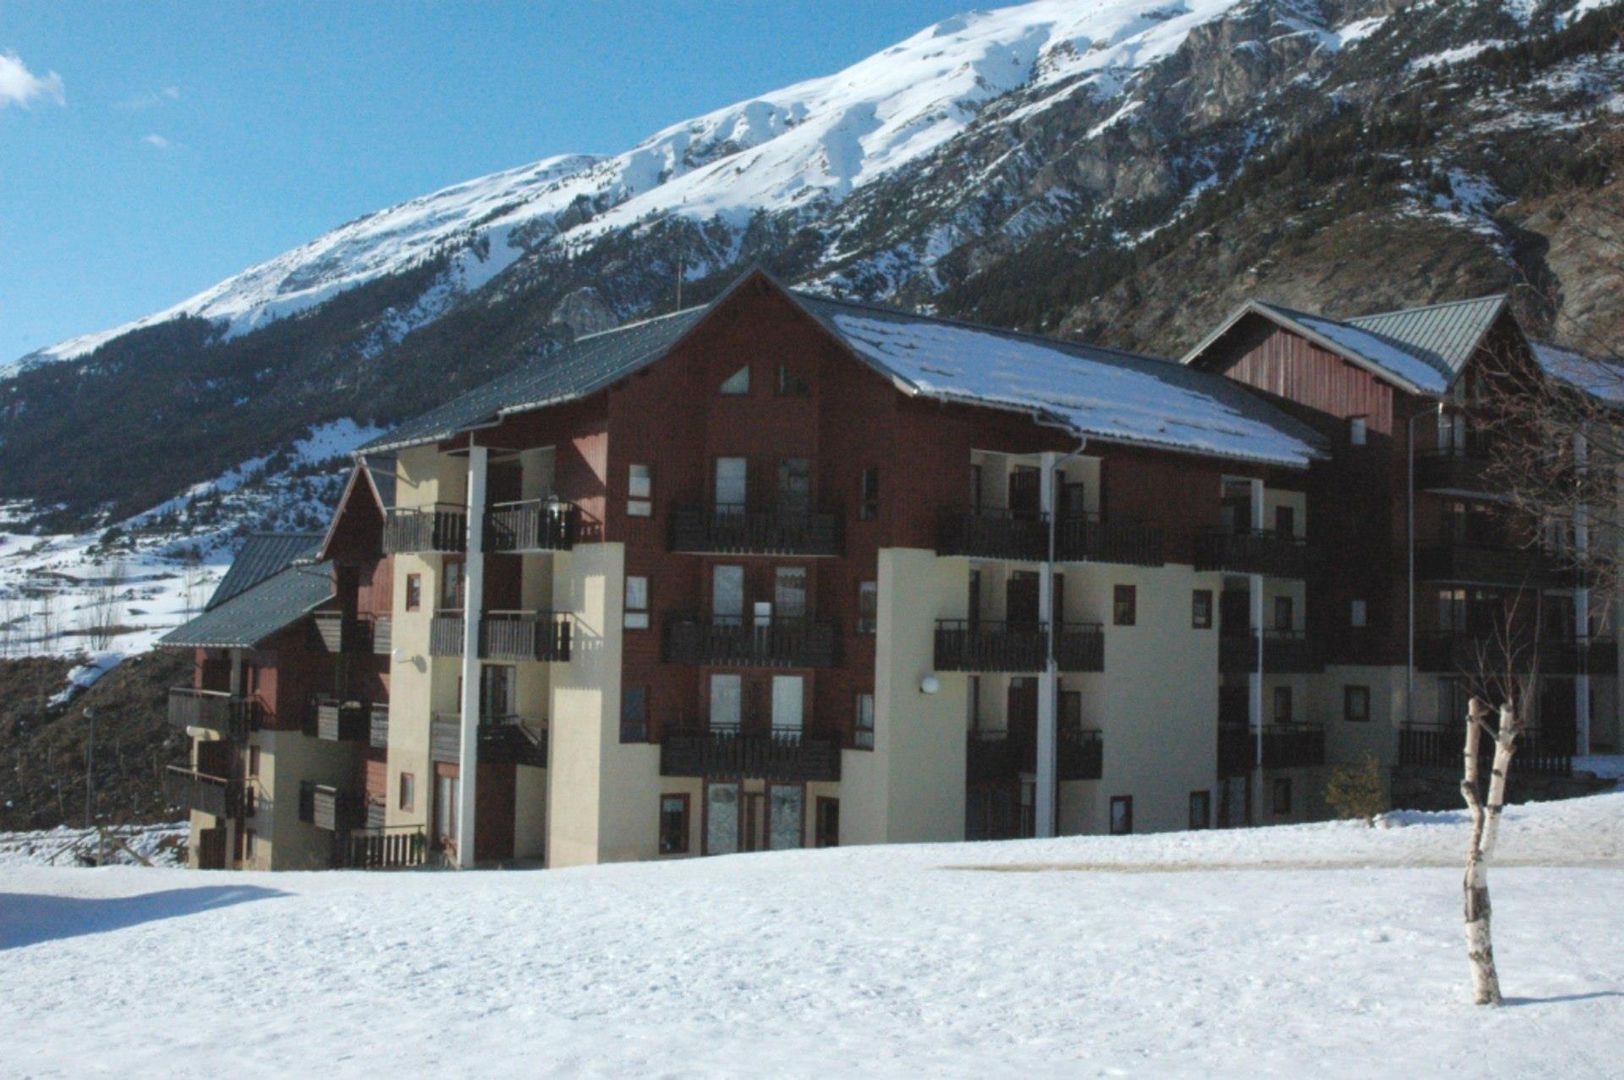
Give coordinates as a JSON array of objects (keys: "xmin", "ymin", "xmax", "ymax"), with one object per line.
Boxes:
[{"xmin": 1326, "ymin": 754, "xmax": 1388, "ymax": 827}]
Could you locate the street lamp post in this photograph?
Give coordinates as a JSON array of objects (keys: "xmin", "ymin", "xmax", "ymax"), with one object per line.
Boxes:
[{"xmin": 82, "ymin": 706, "xmax": 101, "ymax": 865}]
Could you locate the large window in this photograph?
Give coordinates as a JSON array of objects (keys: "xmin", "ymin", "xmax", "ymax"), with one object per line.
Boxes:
[
  {"xmin": 774, "ymin": 566, "xmax": 808, "ymax": 618},
  {"xmin": 1113, "ymin": 585, "xmax": 1136, "ymax": 627},
  {"xmin": 1350, "ymin": 599, "xmax": 1367, "ymax": 628},
  {"xmin": 659, "ymin": 794, "xmax": 690, "ymax": 854},
  {"xmin": 855, "ymin": 692, "xmax": 875, "ymax": 749}
]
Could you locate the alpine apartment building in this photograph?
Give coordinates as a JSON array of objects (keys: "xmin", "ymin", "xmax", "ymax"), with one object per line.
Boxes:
[{"xmin": 158, "ymin": 270, "xmax": 1618, "ymax": 870}]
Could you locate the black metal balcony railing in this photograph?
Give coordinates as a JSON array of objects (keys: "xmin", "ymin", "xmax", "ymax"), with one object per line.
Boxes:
[
  {"xmin": 369, "ymin": 704, "xmax": 390, "ymax": 750},
  {"xmin": 1261, "ymin": 723, "xmax": 1325, "ymax": 768},
  {"xmin": 1058, "ymin": 726, "xmax": 1104, "ymax": 781},
  {"xmin": 1414, "ymin": 447, "xmax": 1492, "ymax": 493},
  {"xmin": 312, "ymin": 697, "xmax": 369, "ymax": 742},
  {"xmin": 1055, "ymin": 514, "xmax": 1165, "ymax": 566},
  {"xmin": 1218, "ymin": 630, "xmax": 1322, "ymax": 674},
  {"xmin": 166, "ymin": 687, "xmax": 255, "ymax": 740},
  {"xmin": 1415, "ymin": 541, "xmax": 1563, "ymax": 589},
  {"xmin": 1055, "ymin": 623, "xmax": 1105, "ymax": 672},
  {"xmin": 937, "ymin": 508, "xmax": 1048, "ymax": 562},
  {"xmin": 481, "ymin": 611, "xmax": 572, "ymax": 662},
  {"xmin": 663, "ymin": 614, "xmax": 839, "ymax": 668},
  {"xmin": 1399, "ymin": 723, "xmax": 1572, "ymax": 776},
  {"xmin": 1218, "ymin": 723, "xmax": 1253, "ymax": 777},
  {"xmin": 671, "ymin": 504, "xmax": 843, "ymax": 556},
  {"xmin": 486, "ymin": 499, "xmax": 579, "ymax": 553},
  {"xmin": 660, "ymin": 723, "xmax": 842, "ymax": 782},
  {"xmin": 298, "ymin": 781, "xmax": 367, "ymax": 832},
  {"xmin": 382, "ymin": 505, "xmax": 467, "ymax": 554},
  {"xmin": 480, "ymin": 715, "xmax": 549, "ymax": 768},
  {"xmin": 1194, "ymin": 528, "xmax": 1314, "ymax": 578},
  {"xmin": 338, "ymin": 825, "xmax": 428, "ymax": 869},
  {"xmin": 429, "ymin": 614, "xmax": 465, "ymax": 657},
  {"xmin": 162, "ymin": 766, "xmax": 241, "ymax": 818},
  {"xmin": 934, "ymin": 619, "xmax": 1047, "ymax": 673},
  {"xmin": 966, "ymin": 725, "xmax": 1103, "ymax": 782}
]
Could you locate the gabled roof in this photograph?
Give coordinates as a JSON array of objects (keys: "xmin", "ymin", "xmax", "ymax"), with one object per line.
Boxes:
[
  {"xmin": 316, "ymin": 463, "xmax": 388, "ymax": 562},
  {"xmin": 361, "ymin": 270, "xmax": 1325, "ymax": 469},
  {"xmin": 1532, "ymin": 341, "xmax": 1624, "ymax": 404},
  {"xmin": 206, "ymin": 533, "xmax": 323, "ymax": 610},
  {"xmin": 161, "ymin": 560, "xmax": 334, "ymax": 650},
  {"xmin": 1182, "ymin": 295, "xmax": 1509, "ymax": 397}
]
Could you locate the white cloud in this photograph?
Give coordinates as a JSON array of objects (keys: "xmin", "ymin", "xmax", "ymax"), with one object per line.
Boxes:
[
  {"xmin": 142, "ymin": 133, "xmax": 170, "ymax": 149},
  {"xmin": 117, "ymin": 85, "xmax": 180, "ymax": 110},
  {"xmin": 0, "ymin": 50, "xmax": 65, "ymax": 109}
]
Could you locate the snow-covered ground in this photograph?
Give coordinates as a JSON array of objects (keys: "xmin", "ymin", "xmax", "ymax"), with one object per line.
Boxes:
[
  {"xmin": 0, "ymin": 822, "xmax": 187, "ymax": 870},
  {"xmin": 3, "ymin": 793, "xmax": 1621, "ymax": 1078}
]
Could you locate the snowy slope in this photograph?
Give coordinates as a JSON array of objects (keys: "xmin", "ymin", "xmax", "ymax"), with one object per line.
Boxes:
[
  {"xmin": 7, "ymin": 0, "xmax": 1276, "ymax": 372},
  {"xmin": 3, "ymin": 791, "xmax": 1622, "ymax": 1078}
]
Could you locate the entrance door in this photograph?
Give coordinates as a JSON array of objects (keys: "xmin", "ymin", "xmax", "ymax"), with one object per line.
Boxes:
[
  {"xmin": 1008, "ymin": 677, "xmax": 1038, "ymax": 758},
  {"xmin": 475, "ymin": 762, "xmax": 515, "ymax": 863},
  {"xmin": 706, "ymin": 783, "xmax": 740, "ymax": 855},
  {"xmin": 772, "ymin": 675, "xmax": 804, "ymax": 734},
  {"xmin": 712, "ymin": 565, "xmax": 745, "ymax": 624},
  {"xmin": 716, "ymin": 457, "xmax": 748, "ymax": 509},
  {"xmin": 197, "ymin": 827, "xmax": 227, "ymax": 870},
  {"xmin": 1007, "ymin": 571, "xmax": 1040, "ymax": 626},
  {"xmin": 768, "ymin": 785, "xmax": 804, "ymax": 850}
]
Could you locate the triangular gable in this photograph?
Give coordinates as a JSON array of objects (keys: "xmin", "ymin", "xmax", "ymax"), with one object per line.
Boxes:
[{"xmin": 317, "ymin": 461, "xmax": 389, "ymax": 563}]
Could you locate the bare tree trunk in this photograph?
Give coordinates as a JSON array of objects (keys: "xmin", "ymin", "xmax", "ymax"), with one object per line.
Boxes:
[{"xmin": 1461, "ymin": 697, "xmax": 1519, "ymax": 1006}]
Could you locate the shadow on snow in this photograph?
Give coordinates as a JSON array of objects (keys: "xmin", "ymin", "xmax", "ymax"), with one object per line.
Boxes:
[{"xmin": 0, "ymin": 885, "xmax": 287, "ymax": 950}]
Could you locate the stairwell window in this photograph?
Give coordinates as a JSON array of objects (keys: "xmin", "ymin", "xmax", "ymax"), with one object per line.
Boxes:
[
  {"xmin": 855, "ymin": 692, "xmax": 875, "ymax": 749},
  {"xmin": 1345, "ymin": 685, "xmax": 1371, "ymax": 723},
  {"xmin": 405, "ymin": 574, "xmax": 422, "ymax": 612},
  {"xmin": 1113, "ymin": 585, "xmax": 1136, "ymax": 626},
  {"xmin": 1192, "ymin": 589, "xmax": 1213, "ymax": 630},
  {"xmin": 628, "ymin": 464, "xmax": 652, "ymax": 517},
  {"xmin": 399, "ymin": 772, "xmax": 415, "ymax": 812},
  {"xmin": 857, "ymin": 581, "xmax": 877, "ymax": 634},
  {"xmin": 720, "ymin": 366, "xmax": 750, "ymax": 395},
  {"xmin": 625, "ymin": 575, "xmax": 650, "ymax": 630},
  {"xmin": 1348, "ymin": 415, "xmax": 1368, "ymax": 446},
  {"xmin": 859, "ymin": 467, "xmax": 880, "ymax": 521},
  {"xmin": 659, "ymin": 793, "xmax": 690, "ymax": 855}
]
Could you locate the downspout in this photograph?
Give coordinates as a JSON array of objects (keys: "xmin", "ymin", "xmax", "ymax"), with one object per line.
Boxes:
[{"xmin": 456, "ymin": 437, "xmax": 489, "ymax": 869}]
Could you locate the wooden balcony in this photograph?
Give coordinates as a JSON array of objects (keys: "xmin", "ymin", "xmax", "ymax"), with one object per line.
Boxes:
[
  {"xmin": 937, "ymin": 508, "xmax": 1047, "ymax": 562},
  {"xmin": 1194, "ymin": 528, "xmax": 1314, "ymax": 578},
  {"xmin": 1414, "ymin": 447, "xmax": 1492, "ymax": 494},
  {"xmin": 965, "ymin": 725, "xmax": 1102, "ymax": 782},
  {"xmin": 313, "ymin": 697, "xmax": 369, "ymax": 742},
  {"xmin": 298, "ymin": 781, "xmax": 366, "ymax": 831},
  {"xmin": 1415, "ymin": 632, "xmax": 1617, "ymax": 675},
  {"xmin": 1055, "ymin": 515, "xmax": 1165, "ymax": 566},
  {"xmin": 430, "ymin": 713, "xmax": 461, "ymax": 764},
  {"xmin": 1055, "ymin": 623, "xmax": 1104, "ymax": 672},
  {"xmin": 382, "ymin": 505, "xmax": 467, "ymax": 554},
  {"xmin": 337, "ymin": 825, "xmax": 428, "ymax": 869},
  {"xmin": 1262, "ymin": 723, "xmax": 1325, "ymax": 768},
  {"xmin": 1399, "ymin": 723, "xmax": 1571, "ymax": 776},
  {"xmin": 480, "ymin": 715, "xmax": 548, "ymax": 768},
  {"xmin": 663, "ymin": 615, "xmax": 838, "ymax": 668},
  {"xmin": 166, "ymin": 687, "xmax": 254, "ymax": 739},
  {"xmin": 1415, "ymin": 541, "xmax": 1562, "ymax": 589},
  {"xmin": 369, "ymin": 704, "xmax": 390, "ymax": 750},
  {"xmin": 659, "ymin": 724, "xmax": 841, "ymax": 782},
  {"xmin": 162, "ymin": 766, "xmax": 241, "ymax": 818},
  {"xmin": 934, "ymin": 620, "xmax": 1047, "ymax": 673},
  {"xmin": 1218, "ymin": 630, "xmax": 1322, "ymax": 674},
  {"xmin": 429, "ymin": 614, "xmax": 465, "ymax": 657},
  {"xmin": 486, "ymin": 499, "xmax": 579, "ymax": 553},
  {"xmin": 670, "ymin": 504, "xmax": 842, "ymax": 556},
  {"xmin": 480, "ymin": 611, "xmax": 571, "ymax": 662}
]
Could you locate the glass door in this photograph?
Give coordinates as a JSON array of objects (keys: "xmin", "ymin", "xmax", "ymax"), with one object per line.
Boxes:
[
  {"xmin": 768, "ymin": 785, "xmax": 804, "ymax": 850},
  {"xmin": 771, "ymin": 675, "xmax": 804, "ymax": 735},
  {"xmin": 706, "ymin": 783, "xmax": 739, "ymax": 855},
  {"xmin": 715, "ymin": 457, "xmax": 748, "ymax": 511},
  {"xmin": 710, "ymin": 673, "xmax": 743, "ymax": 731},
  {"xmin": 712, "ymin": 565, "xmax": 744, "ymax": 625}
]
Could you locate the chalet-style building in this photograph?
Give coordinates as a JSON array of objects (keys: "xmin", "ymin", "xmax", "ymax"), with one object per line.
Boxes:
[{"xmin": 158, "ymin": 271, "xmax": 1615, "ymax": 870}]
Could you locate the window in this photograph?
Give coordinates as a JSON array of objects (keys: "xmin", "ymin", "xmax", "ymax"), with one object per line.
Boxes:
[
  {"xmin": 405, "ymin": 574, "xmax": 422, "ymax": 612},
  {"xmin": 1345, "ymin": 685, "xmax": 1371, "ymax": 723},
  {"xmin": 399, "ymin": 772, "xmax": 416, "ymax": 812},
  {"xmin": 439, "ymin": 560, "xmax": 465, "ymax": 611},
  {"xmin": 1113, "ymin": 585, "xmax": 1136, "ymax": 626},
  {"xmin": 659, "ymin": 794, "xmax": 690, "ymax": 854},
  {"xmin": 774, "ymin": 566, "xmax": 808, "ymax": 618},
  {"xmin": 622, "ymin": 686, "xmax": 649, "ymax": 743},
  {"xmin": 777, "ymin": 364, "xmax": 810, "ymax": 396},
  {"xmin": 816, "ymin": 797, "xmax": 840, "ymax": 848},
  {"xmin": 720, "ymin": 365, "xmax": 750, "ymax": 395},
  {"xmin": 1274, "ymin": 596, "xmax": 1294, "ymax": 631},
  {"xmin": 1351, "ymin": 599, "xmax": 1367, "ymax": 628},
  {"xmin": 855, "ymin": 692, "xmax": 875, "ymax": 749},
  {"xmin": 1192, "ymin": 589, "xmax": 1213, "ymax": 630},
  {"xmin": 628, "ymin": 463, "xmax": 652, "ymax": 517},
  {"xmin": 857, "ymin": 581, "xmax": 878, "ymax": 634},
  {"xmin": 1275, "ymin": 505, "xmax": 1295, "ymax": 538},
  {"xmin": 1189, "ymin": 791, "xmax": 1211, "ymax": 830},
  {"xmin": 1348, "ymin": 416, "xmax": 1368, "ymax": 446},
  {"xmin": 248, "ymin": 745, "xmax": 261, "ymax": 778},
  {"xmin": 625, "ymin": 575, "xmax": 649, "ymax": 629},
  {"xmin": 1109, "ymin": 795, "xmax": 1134, "ymax": 835},
  {"xmin": 859, "ymin": 467, "xmax": 880, "ymax": 521},
  {"xmin": 1273, "ymin": 685, "xmax": 1293, "ymax": 723},
  {"xmin": 1272, "ymin": 777, "xmax": 1293, "ymax": 815}
]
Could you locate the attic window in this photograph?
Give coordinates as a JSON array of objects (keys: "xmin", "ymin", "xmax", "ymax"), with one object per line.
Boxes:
[
  {"xmin": 720, "ymin": 366, "xmax": 751, "ymax": 396},
  {"xmin": 1348, "ymin": 416, "xmax": 1368, "ymax": 446},
  {"xmin": 777, "ymin": 365, "xmax": 810, "ymax": 397}
]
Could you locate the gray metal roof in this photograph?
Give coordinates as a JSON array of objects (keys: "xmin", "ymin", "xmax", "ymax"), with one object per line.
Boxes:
[
  {"xmin": 161, "ymin": 560, "xmax": 334, "ymax": 650},
  {"xmin": 358, "ymin": 307, "xmax": 709, "ymax": 454},
  {"xmin": 1345, "ymin": 295, "xmax": 1507, "ymax": 382},
  {"xmin": 206, "ymin": 533, "xmax": 323, "ymax": 610}
]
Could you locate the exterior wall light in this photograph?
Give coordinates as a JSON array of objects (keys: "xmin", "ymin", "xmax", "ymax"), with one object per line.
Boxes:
[{"xmin": 919, "ymin": 675, "xmax": 941, "ymax": 695}]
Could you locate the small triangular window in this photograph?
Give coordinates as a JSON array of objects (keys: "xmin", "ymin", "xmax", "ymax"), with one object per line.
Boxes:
[{"xmin": 720, "ymin": 366, "xmax": 750, "ymax": 395}]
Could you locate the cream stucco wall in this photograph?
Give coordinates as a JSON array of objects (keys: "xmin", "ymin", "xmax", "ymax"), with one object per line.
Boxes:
[{"xmin": 252, "ymin": 729, "xmax": 357, "ymax": 870}]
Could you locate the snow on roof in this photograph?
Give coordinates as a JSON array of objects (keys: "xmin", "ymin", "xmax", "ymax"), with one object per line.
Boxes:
[
  {"xmin": 1280, "ymin": 308, "xmax": 1453, "ymax": 394},
  {"xmin": 1533, "ymin": 340, "xmax": 1624, "ymax": 403},
  {"xmin": 805, "ymin": 301, "xmax": 1324, "ymax": 468}
]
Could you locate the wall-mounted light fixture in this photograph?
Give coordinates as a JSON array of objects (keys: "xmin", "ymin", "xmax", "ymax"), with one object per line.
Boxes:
[{"xmin": 919, "ymin": 675, "xmax": 941, "ymax": 695}]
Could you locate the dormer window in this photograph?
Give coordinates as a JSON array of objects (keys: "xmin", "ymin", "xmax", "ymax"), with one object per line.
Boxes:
[{"xmin": 720, "ymin": 366, "xmax": 750, "ymax": 395}]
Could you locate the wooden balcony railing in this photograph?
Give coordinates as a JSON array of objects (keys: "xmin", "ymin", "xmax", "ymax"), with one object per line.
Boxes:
[
  {"xmin": 1218, "ymin": 630, "xmax": 1322, "ymax": 674},
  {"xmin": 486, "ymin": 499, "xmax": 579, "ymax": 553},
  {"xmin": 1058, "ymin": 726, "xmax": 1104, "ymax": 781},
  {"xmin": 965, "ymin": 724, "xmax": 1102, "ymax": 782},
  {"xmin": 429, "ymin": 614, "xmax": 465, "ymax": 657},
  {"xmin": 1055, "ymin": 514, "xmax": 1165, "ymax": 566},
  {"xmin": 659, "ymin": 724, "xmax": 842, "ymax": 782},
  {"xmin": 934, "ymin": 620, "xmax": 1047, "ymax": 673},
  {"xmin": 312, "ymin": 697, "xmax": 369, "ymax": 742},
  {"xmin": 1414, "ymin": 447, "xmax": 1492, "ymax": 494},
  {"xmin": 671, "ymin": 504, "xmax": 843, "ymax": 556},
  {"xmin": 1415, "ymin": 541, "xmax": 1563, "ymax": 589},
  {"xmin": 382, "ymin": 505, "xmax": 467, "ymax": 554},
  {"xmin": 1399, "ymin": 723, "xmax": 1572, "ymax": 776},
  {"xmin": 480, "ymin": 715, "xmax": 549, "ymax": 768},
  {"xmin": 166, "ymin": 687, "xmax": 254, "ymax": 740},
  {"xmin": 162, "ymin": 766, "xmax": 241, "ymax": 818},
  {"xmin": 369, "ymin": 704, "xmax": 390, "ymax": 750},
  {"xmin": 299, "ymin": 782, "xmax": 367, "ymax": 832},
  {"xmin": 1261, "ymin": 723, "xmax": 1325, "ymax": 768},
  {"xmin": 937, "ymin": 508, "xmax": 1048, "ymax": 562},
  {"xmin": 1194, "ymin": 528, "xmax": 1314, "ymax": 578},
  {"xmin": 338, "ymin": 825, "xmax": 428, "ymax": 869},
  {"xmin": 312, "ymin": 612, "xmax": 378, "ymax": 654},
  {"xmin": 663, "ymin": 614, "xmax": 839, "ymax": 668},
  {"xmin": 1055, "ymin": 622, "xmax": 1104, "ymax": 672},
  {"xmin": 430, "ymin": 713, "xmax": 461, "ymax": 764},
  {"xmin": 481, "ymin": 611, "xmax": 571, "ymax": 662}
]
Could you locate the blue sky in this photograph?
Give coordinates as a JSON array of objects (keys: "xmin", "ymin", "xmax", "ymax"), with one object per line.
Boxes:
[{"xmin": 0, "ymin": 0, "xmax": 969, "ymax": 361}]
